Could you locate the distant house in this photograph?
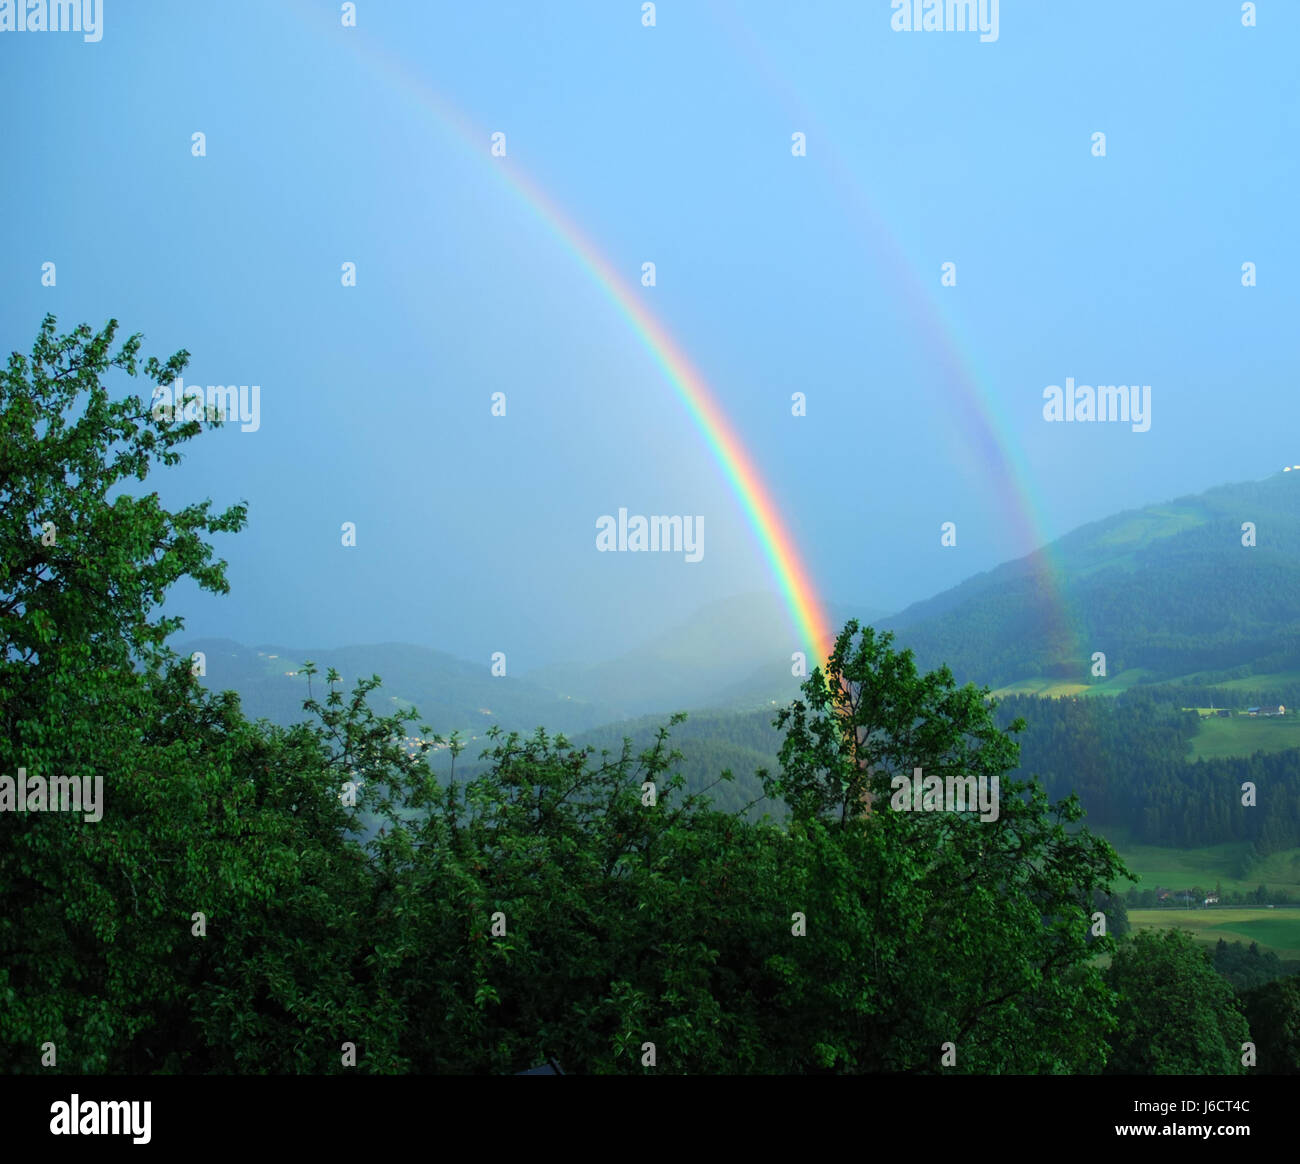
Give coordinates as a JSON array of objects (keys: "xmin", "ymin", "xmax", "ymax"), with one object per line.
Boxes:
[
  {"xmin": 1251, "ymin": 704, "xmax": 1287, "ymax": 718},
  {"xmin": 1247, "ymin": 707, "xmax": 1260, "ymax": 717},
  {"xmin": 1204, "ymin": 893, "xmax": 1219, "ymax": 906},
  {"xmin": 1215, "ymin": 709, "xmax": 1232, "ymax": 718}
]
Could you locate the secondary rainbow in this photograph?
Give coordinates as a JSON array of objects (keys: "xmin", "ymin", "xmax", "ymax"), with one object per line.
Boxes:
[
  {"xmin": 326, "ymin": 27, "xmax": 837, "ymax": 663},
  {"xmin": 717, "ymin": 5, "xmax": 1086, "ymax": 673}
]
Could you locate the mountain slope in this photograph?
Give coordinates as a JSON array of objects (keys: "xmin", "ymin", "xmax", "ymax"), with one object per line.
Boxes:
[{"xmin": 882, "ymin": 472, "xmax": 1300, "ymax": 689}]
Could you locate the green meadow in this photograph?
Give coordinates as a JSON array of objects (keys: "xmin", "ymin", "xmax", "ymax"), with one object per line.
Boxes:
[
  {"xmin": 1185, "ymin": 669, "xmax": 1300, "ymax": 692},
  {"xmin": 1108, "ymin": 836, "xmax": 1300, "ymax": 898},
  {"xmin": 1190, "ymin": 713, "xmax": 1300, "ymax": 759},
  {"xmin": 990, "ymin": 678, "xmax": 1090, "ymax": 698},
  {"xmin": 990, "ymin": 670, "xmax": 1151, "ymax": 700},
  {"xmin": 1127, "ymin": 908, "xmax": 1300, "ymax": 961}
]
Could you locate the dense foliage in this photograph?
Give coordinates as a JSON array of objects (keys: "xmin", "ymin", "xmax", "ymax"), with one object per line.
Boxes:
[
  {"xmin": 1211, "ymin": 939, "xmax": 1294, "ymax": 993},
  {"xmin": 994, "ymin": 693, "xmax": 1300, "ymax": 853},
  {"xmin": 1240, "ymin": 975, "xmax": 1300, "ymax": 1074},
  {"xmin": 0, "ymin": 318, "xmax": 1286, "ymax": 1075},
  {"xmin": 558, "ymin": 684, "xmax": 1300, "ymax": 856},
  {"xmin": 1103, "ymin": 930, "xmax": 1250, "ymax": 1075}
]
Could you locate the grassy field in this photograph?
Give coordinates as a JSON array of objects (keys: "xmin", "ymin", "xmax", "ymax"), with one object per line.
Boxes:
[
  {"xmin": 1128, "ymin": 908, "xmax": 1300, "ymax": 960},
  {"xmin": 990, "ymin": 670, "xmax": 1151, "ymax": 699},
  {"xmin": 991, "ymin": 678, "xmax": 1089, "ymax": 698},
  {"xmin": 1090, "ymin": 506, "xmax": 1208, "ymax": 552},
  {"xmin": 1190, "ymin": 713, "xmax": 1300, "ymax": 759},
  {"xmin": 1183, "ymin": 669, "xmax": 1300, "ymax": 692},
  {"xmin": 1107, "ymin": 836, "xmax": 1300, "ymax": 897},
  {"xmin": 992, "ymin": 666, "xmax": 1300, "ymax": 706}
]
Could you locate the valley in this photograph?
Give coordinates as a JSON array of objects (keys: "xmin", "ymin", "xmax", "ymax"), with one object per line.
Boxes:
[{"xmin": 183, "ymin": 471, "xmax": 1300, "ymax": 960}]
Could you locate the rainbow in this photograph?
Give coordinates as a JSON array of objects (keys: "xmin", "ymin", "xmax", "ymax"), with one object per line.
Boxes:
[
  {"xmin": 322, "ymin": 27, "xmax": 837, "ymax": 663},
  {"xmin": 714, "ymin": 7, "xmax": 1085, "ymax": 674},
  {"xmin": 460, "ymin": 169, "xmax": 837, "ymax": 662},
  {"xmin": 309, "ymin": 11, "xmax": 1094, "ymax": 683}
]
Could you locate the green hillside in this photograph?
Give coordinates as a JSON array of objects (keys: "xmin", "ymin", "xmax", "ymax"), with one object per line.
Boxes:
[
  {"xmin": 886, "ymin": 472, "xmax": 1300, "ymax": 691},
  {"xmin": 1187, "ymin": 669, "xmax": 1300, "ymax": 691}
]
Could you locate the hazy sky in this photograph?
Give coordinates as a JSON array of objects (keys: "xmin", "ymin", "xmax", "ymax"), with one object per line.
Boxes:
[{"xmin": 3, "ymin": 1, "xmax": 1296, "ymax": 669}]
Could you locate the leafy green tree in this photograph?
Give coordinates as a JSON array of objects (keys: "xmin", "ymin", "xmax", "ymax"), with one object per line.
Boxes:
[
  {"xmin": 1103, "ymin": 929, "xmax": 1249, "ymax": 1074},
  {"xmin": 762, "ymin": 621, "xmax": 1129, "ymax": 1073},
  {"xmin": 0, "ymin": 316, "xmax": 246, "ymax": 1069},
  {"xmin": 362, "ymin": 716, "xmax": 791, "ymax": 1074},
  {"xmin": 0, "ymin": 316, "xmax": 245, "ymax": 681},
  {"xmin": 0, "ymin": 318, "xmax": 417, "ymax": 1073}
]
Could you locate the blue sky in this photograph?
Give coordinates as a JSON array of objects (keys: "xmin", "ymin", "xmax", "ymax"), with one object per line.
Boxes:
[{"xmin": 2, "ymin": 0, "xmax": 1297, "ymax": 669}]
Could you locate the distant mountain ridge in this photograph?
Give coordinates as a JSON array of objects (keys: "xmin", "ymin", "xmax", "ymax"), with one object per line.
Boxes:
[
  {"xmin": 523, "ymin": 592, "xmax": 890, "ymax": 717},
  {"xmin": 178, "ymin": 592, "xmax": 893, "ymax": 740},
  {"xmin": 181, "ymin": 474, "xmax": 1300, "ymax": 752},
  {"xmin": 180, "ymin": 638, "xmax": 627, "ymax": 739}
]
